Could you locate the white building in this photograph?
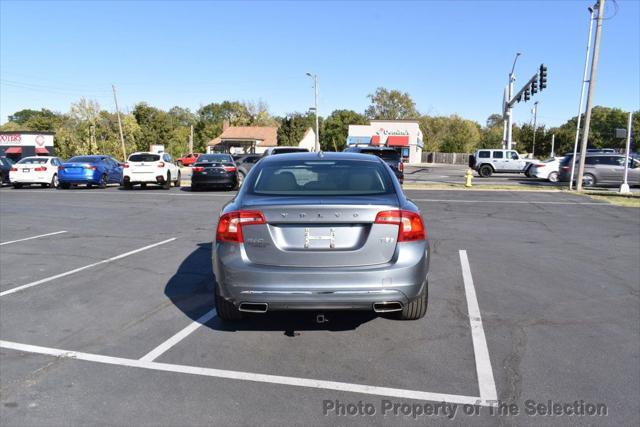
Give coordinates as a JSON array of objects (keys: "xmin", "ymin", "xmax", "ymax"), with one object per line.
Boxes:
[
  {"xmin": 347, "ymin": 120, "xmax": 423, "ymax": 164},
  {"xmin": 298, "ymin": 127, "xmax": 316, "ymax": 151}
]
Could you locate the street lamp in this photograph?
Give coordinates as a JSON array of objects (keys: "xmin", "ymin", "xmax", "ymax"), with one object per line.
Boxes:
[
  {"xmin": 306, "ymin": 72, "xmax": 320, "ymax": 152},
  {"xmin": 505, "ymin": 52, "xmax": 521, "ymax": 150}
]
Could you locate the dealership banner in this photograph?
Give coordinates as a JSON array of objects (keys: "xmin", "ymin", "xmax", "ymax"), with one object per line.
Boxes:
[{"xmin": 0, "ymin": 133, "xmax": 54, "ymax": 147}]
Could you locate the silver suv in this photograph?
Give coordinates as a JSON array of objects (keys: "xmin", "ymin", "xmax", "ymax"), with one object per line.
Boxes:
[{"xmin": 471, "ymin": 149, "xmax": 532, "ymax": 177}]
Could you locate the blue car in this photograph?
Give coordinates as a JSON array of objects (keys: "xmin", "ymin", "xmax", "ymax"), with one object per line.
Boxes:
[{"xmin": 58, "ymin": 155, "xmax": 123, "ymax": 189}]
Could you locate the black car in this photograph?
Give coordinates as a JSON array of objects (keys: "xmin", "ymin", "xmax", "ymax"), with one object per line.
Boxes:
[
  {"xmin": 343, "ymin": 146, "xmax": 404, "ymax": 183},
  {"xmin": 0, "ymin": 156, "xmax": 15, "ymax": 184},
  {"xmin": 190, "ymin": 153, "xmax": 239, "ymax": 191}
]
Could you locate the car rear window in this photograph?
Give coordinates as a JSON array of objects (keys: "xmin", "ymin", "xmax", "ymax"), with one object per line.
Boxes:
[
  {"xmin": 249, "ymin": 159, "xmax": 394, "ymax": 196},
  {"xmin": 129, "ymin": 154, "xmax": 160, "ymax": 162},
  {"xmin": 17, "ymin": 157, "xmax": 48, "ymax": 164},
  {"xmin": 271, "ymin": 148, "xmax": 308, "ymax": 154},
  {"xmin": 197, "ymin": 154, "xmax": 233, "ymax": 164},
  {"xmin": 358, "ymin": 149, "xmax": 400, "ymax": 161},
  {"xmin": 69, "ymin": 156, "xmax": 101, "ymax": 163}
]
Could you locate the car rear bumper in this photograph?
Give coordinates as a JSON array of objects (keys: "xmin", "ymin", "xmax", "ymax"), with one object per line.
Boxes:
[
  {"xmin": 123, "ymin": 173, "xmax": 166, "ymax": 184},
  {"xmin": 9, "ymin": 173, "xmax": 50, "ymax": 184},
  {"xmin": 192, "ymin": 174, "xmax": 237, "ymax": 186},
  {"xmin": 214, "ymin": 240, "xmax": 429, "ymax": 311},
  {"xmin": 59, "ymin": 172, "xmax": 100, "ymax": 183}
]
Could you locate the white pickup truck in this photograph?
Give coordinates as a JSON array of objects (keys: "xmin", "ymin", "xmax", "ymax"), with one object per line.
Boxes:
[{"xmin": 470, "ymin": 149, "xmax": 534, "ymax": 177}]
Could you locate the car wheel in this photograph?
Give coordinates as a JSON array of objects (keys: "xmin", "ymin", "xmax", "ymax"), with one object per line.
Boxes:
[
  {"xmin": 49, "ymin": 174, "xmax": 59, "ymax": 188},
  {"xmin": 13, "ymin": 183, "xmax": 22, "ymax": 189},
  {"xmin": 123, "ymin": 181, "xmax": 133, "ymax": 190},
  {"xmin": 41, "ymin": 183, "xmax": 48, "ymax": 188},
  {"xmin": 548, "ymin": 171, "xmax": 559, "ymax": 183},
  {"xmin": 141, "ymin": 183, "xmax": 147, "ymax": 188},
  {"xmin": 99, "ymin": 174, "xmax": 108, "ymax": 189},
  {"xmin": 87, "ymin": 183, "xmax": 93, "ymax": 189},
  {"xmin": 174, "ymin": 172, "xmax": 181, "ymax": 188},
  {"xmin": 396, "ymin": 281, "xmax": 428, "ymax": 320},
  {"xmin": 215, "ymin": 285, "xmax": 243, "ymax": 321},
  {"xmin": 479, "ymin": 165, "xmax": 493, "ymax": 177},
  {"xmin": 582, "ymin": 173, "xmax": 596, "ymax": 188},
  {"xmin": 237, "ymin": 171, "xmax": 246, "ymax": 187},
  {"xmin": 525, "ymin": 167, "xmax": 532, "ymax": 178},
  {"xmin": 163, "ymin": 173, "xmax": 171, "ymax": 189}
]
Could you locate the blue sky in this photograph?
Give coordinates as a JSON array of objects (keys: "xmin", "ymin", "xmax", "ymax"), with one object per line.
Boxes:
[{"xmin": 1, "ymin": 0, "xmax": 638, "ymax": 127}]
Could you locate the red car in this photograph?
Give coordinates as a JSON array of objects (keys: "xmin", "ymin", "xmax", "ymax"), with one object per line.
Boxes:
[{"xmin": 176, "ymin": 153, "xmax": 202, "ymax": 167}]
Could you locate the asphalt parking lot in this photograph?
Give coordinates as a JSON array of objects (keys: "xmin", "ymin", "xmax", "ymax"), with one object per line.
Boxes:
[{"xmin": 1, "ymin": 186, "xmax": 639, "ymax": 425}]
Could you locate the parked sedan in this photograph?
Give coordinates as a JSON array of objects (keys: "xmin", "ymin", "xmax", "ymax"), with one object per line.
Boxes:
[
  {"xmin": 191, "ymin": 153, "xmax": 238, "ymax": 191},
  {"xmin": 0, "ymin": 156, "xmax": 14, "ymax": 184},
  {"xmin": 528, "ymin": 156, "xmax": 564, "ymax": 182},
  {"xmin": 58, "ymin": 155, "xmax": 123, "ymax": 189},
  {"xmin": 9, "ymin": 156, "xmax": 63, "ymax": 188},
  {"xmin": 234, "ymin": 154, "xmax": 262, "ymax": 186},
  {"xmin": 213, "ymin": 152, "xmax": 429, "ymax": 321}
]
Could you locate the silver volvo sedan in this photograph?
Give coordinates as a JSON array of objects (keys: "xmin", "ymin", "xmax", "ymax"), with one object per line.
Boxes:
[{"xmin": 213, "ymin": 152, "xmax": 429, "ymax": 321}]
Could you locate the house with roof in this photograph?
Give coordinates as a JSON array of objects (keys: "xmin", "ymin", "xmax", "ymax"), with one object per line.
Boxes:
[{"xmin": 207, "ymin": 121, "xmax": 278, "ymax": 154}]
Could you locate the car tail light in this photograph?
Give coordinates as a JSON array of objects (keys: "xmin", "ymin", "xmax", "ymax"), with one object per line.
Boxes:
[
  {"xmin": 192, "ymin": 166, "xmax": 204, "ymax": 172},
  {"xmin": 217, "ymin": 210, "xmax": 266, "ymax": 243},
  {"xmin": 10, "ymin": 167, "xmax": 17, "ymax": 172},
  {"xmin": 157, "ymin": 162, "xmax": 165, "ymax": 168},
  {"xmin": 561, "ymin": 166, "xmax": 570, "ymax": 171},
  {"xmin": 58, "ymin": 166, "xmax": 65, "ymax": 171},
  {"xmin": 34, "ymin": 166, "xmax": 47, "ymax": 172},
  {"xmin": 534, "ymin": 164, "xmax": 545, "ymax": 168},
  {"xmin": 123, "ymin": 163, "xmax": 129, "ymax": 168},
  {"xmin": 223, "ymin": 166, "xmax": 237, "ymax": 172},
  {"xmin": 398, "ymin": 162, "xmax": 404, "ymax": 173},
  {"xmin": 83, "ymin": 165, "xmax": 97, "ymax": 170},
  {"xmin": 375, "ymin": 210, "xmax": 426, "ymax": 242}
]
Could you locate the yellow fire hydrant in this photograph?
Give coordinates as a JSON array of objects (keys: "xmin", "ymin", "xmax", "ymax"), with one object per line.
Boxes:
[{"xmin": 464, "ymin": 168, "xmax": 473, "ymax": 188}]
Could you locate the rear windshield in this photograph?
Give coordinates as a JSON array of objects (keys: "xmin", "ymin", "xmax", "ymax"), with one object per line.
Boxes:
[
  {"xmin": 271, "ymin": 148, "xmax": 308, "ymax": 155},
  {"xmin": 69, "ymin": 156, "xmax": 101, "ymax": 164},
  {"xmin": 196, "ymin": 154, "xmax": 233, "ymax": 164},
  {"xmin": 249, "ymin": 159, "xmax": 394, "ymax": 196},
  {"xmin": 17, "ymin": 157, "xmax": 48, "ymax": 164},
  {"xmin": 358, "ymin": 149, "xmax": 400, "ymax": 161},
  {"xmin": 129, "ymin": 154, "xmax": 160, "ymax": 162}
]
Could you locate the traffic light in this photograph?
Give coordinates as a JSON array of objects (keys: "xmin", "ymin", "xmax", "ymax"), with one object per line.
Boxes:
[
  {"xmin": 531, "ymin": 79, "xmax": 538, "ymax": 94},
  {"xmin": 540, "ymin": 64, "xmax": 548, "ymax": 90},
  {"xmin": 524, "ymin": 88, "xmax": 531, "ymax": 102}
]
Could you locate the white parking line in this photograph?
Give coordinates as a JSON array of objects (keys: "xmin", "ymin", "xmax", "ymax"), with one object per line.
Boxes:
[
  {"xmin": 459, "ymin": 250, "xmax": 498, "ymax": 402},
  {"xmin": 140, "ymin": 309, "xmax": 217, "ymax": 362},
  {"xmin": 0, "ymin": 189, "xmax": 233, "ymax": 198},
  {"xmin": 0, "ymin": 339, "xmax": 491, "ymax": 406},
  {"xmin": 0, "ymin": 238, "xmax": 176, "ymax": 297},
  {"xmin": 0, "ymin": 230, "xmax": 67, "ymax": 246}
]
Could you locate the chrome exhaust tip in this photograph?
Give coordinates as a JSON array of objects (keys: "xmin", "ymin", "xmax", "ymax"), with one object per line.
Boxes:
[
  {"xmin": 238, "ymin": 302, "xmax": 268, "ymax": 313},
  {"xmin": 373, "ymin": 301, "xmax": 403, "ymax": 313}
]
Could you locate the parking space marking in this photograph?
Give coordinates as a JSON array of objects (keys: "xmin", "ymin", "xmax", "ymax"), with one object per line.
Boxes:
[
  {"xmin": 0, "ymin": 339, "xmax": 490, "ymax": 406},
  {"xmin": 0, "ymin": 238, "xmax": 176, "ymax": 297},
  {"xmin": 0, "ymin": 189, "xmax": 233, "ymax": 198},
  {"xmin": 412, "ymin": 198, "xmax": 606, "ymax": 205},
  {"xmin": 0, "ymin": 230, "xmax": 67, "ymax": 246},
  {"xmin": 140, "ymin": 309, "xmax": 217, "ymax": 362},
  {"xmin": 459, "ymin": 250, "xmax": 498, "ymax": 402}
]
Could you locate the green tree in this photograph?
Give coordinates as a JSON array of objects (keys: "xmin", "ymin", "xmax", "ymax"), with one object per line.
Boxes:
[
  {"xmin": 6, "ymin": 108, "xmax": 63, "ymax": 131},
  {"xmin": 479, "ymin": 114, "xmax": 504, "ymax": 149},
  {"xmin": 419, "ymin": 115, "xmax": 481, "ymax": 153},
  {"xmin": 194, "ymin": 101, "xmax": 252, "ymax": 150},
  {"xmin": 277, "ymin": 113, "xmax": 319, "ymax": 147},
  {"xmin": 365, "ymin": 87, "xmax": 419, "ymax": 120},
  {"xmin": 321, "ymin": 109, "xmax": 367, "ymax": 151}
]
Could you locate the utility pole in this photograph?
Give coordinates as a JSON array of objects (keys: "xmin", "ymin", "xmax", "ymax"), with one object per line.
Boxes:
[
  {"xmin": 112, "ymin": 84, "xmax": 127, "ymax": 160},
  {"xmin": 576, "ymin": 0, "xmax": 605, "ymax": 191},
  {"xmin": 570, "ymin": 4, "xmax": 596, "ymax": 191},
  {"xmin": 531, "ymin": 101, "xmax": 539, "ymax": 157},
  {"xmin": 505, "ymin": 53, "xmax": 521, "ymax": 150},
  {"xmin": 189, "ymin": 125, "xmax": 194, "ymax": 154},
  {"xmin": 306, "ymin": 72, "xmax": 320, "ymax": 152},
  {"xmin": 551, "ymin": 134, "xmax": 555, "ymax": 158}
]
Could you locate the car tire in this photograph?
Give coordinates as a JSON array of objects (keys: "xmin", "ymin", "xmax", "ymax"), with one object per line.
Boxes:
[
  {"xmin": 479, "ymin": 165, "xmax": 493, "ymax": 177},
  {"xmin": 548, "ymin": 171, "xmax": 559, "ymax": 183},
  {"xmin": 13, "ymin": 183, "xmax": 22, "ymax": 189},
  {"xmin": 163, "ymin": 173, "xmax": 171, "ymax": 189},
  {"xmin": 582, "ymin": 173, "xmax": 596, "ymax": 188},
  {"xmin": 51, "ymin": 174, "xmax": 59, "ymax": 188},
  {"xmin": 174, "ymin": 172, "xmax": 181, "ymax": 188},
  {"xmin": 396, "ymin": 281, "xmax": 428, "ymax": 321},
  {"xmin": 215, "ymin": 285, "xmax": 243, "ymax": 321},
  {"xmin": 99, "ymin": 174, "xmax": 108, "ymax": 189},
  {"xmin": 141, "ymin": 183, "xmax": 147, "ymax": 188}
]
